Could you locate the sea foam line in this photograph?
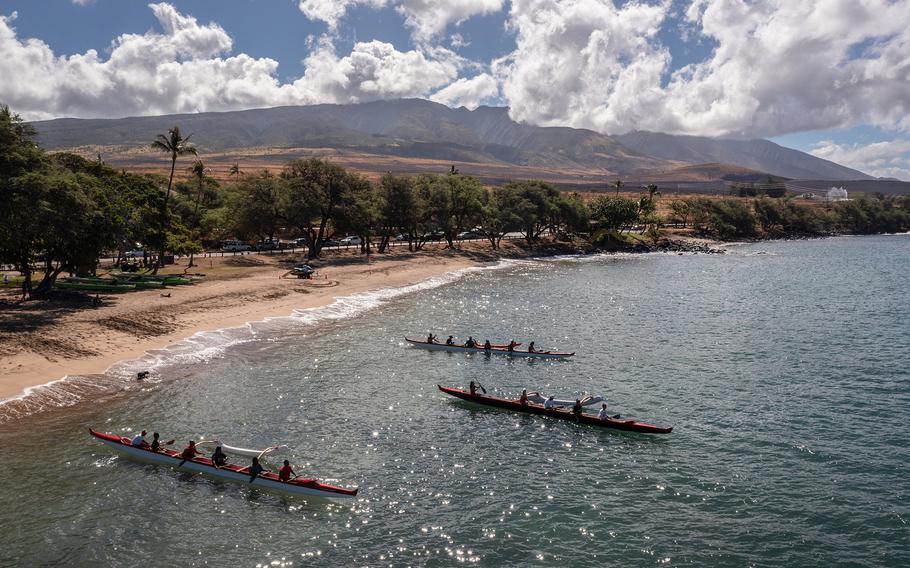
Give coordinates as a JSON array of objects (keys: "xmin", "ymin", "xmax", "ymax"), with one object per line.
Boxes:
[{"xmin": 0, "ymin": 259, "xmax": 520, "ymax": 420}]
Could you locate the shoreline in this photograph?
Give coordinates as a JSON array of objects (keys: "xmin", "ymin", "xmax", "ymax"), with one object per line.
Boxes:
[{"xmin": 0, "ymin": 250, "xmax": 482, "ymax": 407}]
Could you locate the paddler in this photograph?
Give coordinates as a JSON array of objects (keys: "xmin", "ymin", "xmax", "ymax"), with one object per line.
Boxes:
[
  {"xmin": 180, "ymin": 440, "xmax": 203, "ymax": 461},
  {"xmin": 543, "ymin": 396, "xmax": 556, "ymax": 409},
  {"xmin": 518, "ymin": 389, "xmax": 529, "ymax": 405},
  {"xmin": 278, "ymin": 460, "xmax": 297, "ymax": 482},
  {"xmin": 427, "ymin": 332, "xmax": 437, "ymax": 344},
  {"xmin": 150, "ymin": 432, "xmax": 162, "ymax": 451},
  {"xmin": 507, "ymin": 340, "xmax": 517, "ymax": 352},
  {"xmin": 597, "ymin": 403, "xmax": 610, "ymax": 420},
  {"xmin": 445, "ymin": 335, "xmax": 455, "ymax": 346},
  {"xmin": 211, "ymin": 446, "xmax": 228, "ymax": 468},
  {"xmin": 248, "ymin": 456, "xmax": 266, "ymax": 483},
  {"xmin": 527, "ymin": 342, "xmax": 536, "ymax": 353},
  {"xmin": 464, "ymin": 336, "xmax": 477, "ymax": 348},
  {"xmin": 483, "ymin": 339, "xmax": 492, "ymax": 350},
  {"xmin": 469, "ymin": 381, "xmax": 485, "ymax": 396},
  {"xmin": 130, "ymin": 430, "xmax": 148, "ymax": 447},
  {"xmin": 572, "ymin": 399, "xmax": 583, "ymax": 420}
]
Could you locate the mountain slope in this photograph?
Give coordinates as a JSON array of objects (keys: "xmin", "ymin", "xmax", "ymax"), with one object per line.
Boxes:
[
  {"xmin": 30, "ymin": 99, "xmax": 871, "ymax": 180},
  {"xmin": 615, "ymin": 131, "xmax": 873, "ymax": 180}
]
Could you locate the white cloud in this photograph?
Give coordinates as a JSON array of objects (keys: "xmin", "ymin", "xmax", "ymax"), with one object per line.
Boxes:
[
  {"xmin": 497, "ymin": 0, "xmax": 910, "ymax": 138},
  {"xmin": 496, "ymin": 0, "xmax": 671, "ymax": 132},
  {"xmin": 297, "ymin": 0, "xmax": 387, "ymax": 31},
  {"xmin": 396, "ymin": 0, "xmax": 504, "ymax": 42},
  {"xmin": 71, "ymin": 0, "xmax": 93, "ymax": 5},
  {"xmin": 297, "ymin": 0, "xmax": 502, "ymax": 41},
  {"xmin": 292, "ymin": 38, "xmax": 462, "ymax": 103},
  {"xmin": 0, "ymin": 3, "xmax": 467, "ymax": 119},
  {"xmin": 810, "ymin": 140, "xmax": 910, "ymax": 180},
  {"xmin": 430, "ymin": 73, "xmax": 498, "ymax": 109}
]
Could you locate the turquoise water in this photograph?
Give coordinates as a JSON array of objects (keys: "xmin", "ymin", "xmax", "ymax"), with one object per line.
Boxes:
[{"xmin": 1, "ymin": 235, "xmax": 908, "ymax": 566}]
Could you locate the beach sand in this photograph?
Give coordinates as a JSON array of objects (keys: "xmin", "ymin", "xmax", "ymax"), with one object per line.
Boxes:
[{"xmin": 0, "ymin": 249, "xmax": 481, "ymax": 402}]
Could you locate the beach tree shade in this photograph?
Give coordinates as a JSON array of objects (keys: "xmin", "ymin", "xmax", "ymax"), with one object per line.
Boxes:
[{"xmin": 151, "ymin": 126, "xmax": 197, "ymax": 269}]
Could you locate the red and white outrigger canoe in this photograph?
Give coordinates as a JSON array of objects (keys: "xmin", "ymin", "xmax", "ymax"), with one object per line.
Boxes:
[{"xmin": 89, "ymin": 430, "xmax": 358, "ymax": 499}]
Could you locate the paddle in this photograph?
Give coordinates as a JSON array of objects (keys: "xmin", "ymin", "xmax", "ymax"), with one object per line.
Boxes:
[{"xmin": 477, "ymin": 382, "xmax": 487, "ymax": 394}]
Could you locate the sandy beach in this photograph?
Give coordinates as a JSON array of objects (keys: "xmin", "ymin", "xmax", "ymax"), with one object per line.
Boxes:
[{"xmin": 0, "ymin": 248, "xmax": 481, "ymax": 403}]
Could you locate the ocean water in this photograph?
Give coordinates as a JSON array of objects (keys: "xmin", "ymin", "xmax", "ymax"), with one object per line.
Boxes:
[{"xmin": 1, "ymin": 235, "xmax": 908, "ymax": 567}]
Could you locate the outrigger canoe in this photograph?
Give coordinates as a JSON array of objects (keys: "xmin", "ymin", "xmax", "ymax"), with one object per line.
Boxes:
[
  {"xmin": 405, "ymin": 338, "xmax": 574, "ymax": 359},
  {"xmin": 437, "ymin": 385, "xmax": 673, "ymax": 434},
  {"xmin": 89, "ymin": 430, "xmax": 358, "ymax": 499}
]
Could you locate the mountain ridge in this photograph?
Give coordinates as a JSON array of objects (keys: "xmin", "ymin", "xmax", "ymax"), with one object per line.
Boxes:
[{"xmin": 29, "ymin": 99, "xmax": 871, "ymax": 181}]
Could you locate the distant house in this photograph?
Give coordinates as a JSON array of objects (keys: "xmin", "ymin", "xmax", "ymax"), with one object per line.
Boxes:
[{"xmin": 826, "ymin": 187, "xmax": 848, "ymax": 201}]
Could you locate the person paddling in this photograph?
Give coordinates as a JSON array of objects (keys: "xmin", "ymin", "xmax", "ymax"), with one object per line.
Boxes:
[
  {"xmin": 427, "ymin": 332, "xmax": 437, "ymax": 344},
  {"xmin": 464, "ymin": 336, "xmax": 477, "ymax": 348},
  {"xmin": 131, "ymin": 430, "xmax": 148, "ymax": 447},
  {"xmin": 278, "ymin": 460, "xmax": 297, "ymax": 482},
  {"xmin": 527, "ymin": 342, "xmax": 536, "ymax": 353},
  {"xmin": 248, "ymin": 456, "xmax": 266, "ymax": 483},
  {"xmin": 597, "ymin": 403, "xmax": 610, "ymax": 420},
  {"xmin": 179, "ymin": 440, "xmax": 203, "ymax": 466},
  {"xmin": 211, "ymin": 446, "xmax": 228, "ymax": 468},
  {"xmin": 445, "ymin": 335, "xmax": 455, "ymax": 346},
  {"xmin": 469, "ymin": 381, "xmax": 486, "ymax": 396},
  {"xmin": 483, "ymin": 339, "xmax": 492, "ymax": 350},
  {"xmin": 150, "ymin": 432, "xmax": 161, "ymax": 451},
  {"xmin": 507, "ymin": 340, "xmax": 517, "ymax": 352},
  {"xmin": 572, "ymin": 399, "xmax": 583, "ymax": 420},
  {"xmin": 518, "ymin": 389, "xmax": 529, "ymax": 405},
  {"xmin": 543, "ymin": 395, "xmax": 556, "ymax": 409}
]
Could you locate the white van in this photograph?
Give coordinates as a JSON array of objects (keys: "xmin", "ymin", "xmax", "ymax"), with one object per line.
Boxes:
[{"xmin": 221, "ymin": 240, "xmax": 251, "ymax": 252}]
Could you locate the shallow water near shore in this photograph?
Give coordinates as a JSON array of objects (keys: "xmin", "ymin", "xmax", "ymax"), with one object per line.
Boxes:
[{"xmin": 1, "ymin": 235, "xmax": 908, "ymax": 566}]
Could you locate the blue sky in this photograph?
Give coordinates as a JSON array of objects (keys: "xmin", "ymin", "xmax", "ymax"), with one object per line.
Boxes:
[{"xmin": 1, "ymin": 0, "xmax": 908, "ymax": 179}]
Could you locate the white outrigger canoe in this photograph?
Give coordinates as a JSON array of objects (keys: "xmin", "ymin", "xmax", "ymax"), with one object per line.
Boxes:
[
  {"xmin": 90, "ymin": 430, "xmax": 358, "ymax": 499},
  {"xmin": 404, "ymin": 337, "xmax": 574, "ymax": 359}
]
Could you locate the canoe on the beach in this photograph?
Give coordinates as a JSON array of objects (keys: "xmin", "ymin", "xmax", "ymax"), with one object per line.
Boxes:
[
  {"xmin": 437, "ymin": 385, "xmax": 673, "ymax": 434},
  {"xmin": 89, "ymin": 430, "xmax": 358, "ymax": 499},
  {"xmin": 405, "ymin": 338, "xmax": 574, "ymax": 359},
  {"xmin": 55, "ymin": 281, "xmax": 136, "ymax": 292}
]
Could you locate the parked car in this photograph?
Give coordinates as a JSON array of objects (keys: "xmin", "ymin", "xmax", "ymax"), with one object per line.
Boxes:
[
  {"xmin": 339, "ymin": 236, "xmax": 362, "ymax": 246},
  {"xmin": 221, "ymin": 240, "xmax": 251, "ymax": 252},
  {"xmin": 393, "ymin": 233, "xmax": 410, "ymax": 241},
  {"xmin": 321, "ymin": 238, "xmax": 341, "ymax": 247},
  {"xmin": 124, "ymin": 249, "xmax": 145, "ymax": 258},
  {"xmin": 456, "ymin": 230, "xmax": 483, "ymax": 240},
  {"xmin": 253, "ymin": 240, "xmax": 279, "ymax": 251},
  {"xmin": 423, "ymin": 230, "xmax": 446, "ymax": 240},
  {"xmin": 294, "ymin": 237, "xmax": 310, "ymax": 247}
]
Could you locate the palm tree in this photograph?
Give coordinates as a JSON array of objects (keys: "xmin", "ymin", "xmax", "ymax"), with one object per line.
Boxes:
[
  {"xmin": 613, "ymin": 179, "xmax": 624, "ymax": 195},
  {"xmin": 151, "ymin": 126, "xmax": 197, "ymax": 269},
  {"xmin": 187, "ymin": 160, "xmax": 207, "ymax": 269}
]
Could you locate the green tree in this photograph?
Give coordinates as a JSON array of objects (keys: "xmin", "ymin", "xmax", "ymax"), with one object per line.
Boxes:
[
  {"xmin": 589, "ymin": 195, "xmax": 639, "ymax": 232},
  {"xmin": 376, "ymin": 173, "xmax": 419, "ymax": 252},
  {"xmin": 150, "ymin": 126, "xmax": 197, "ymax": 268},
  {"xmin": 414, "ymin": 173, "xmax": 484, "ymax": 248},
  {"xmin": 281, "ymin": 158, "xmax": 349, "ymax": 259},
  {"xmin": 668, "ymin": 199, "xmax": 692, "ymax": 226}
]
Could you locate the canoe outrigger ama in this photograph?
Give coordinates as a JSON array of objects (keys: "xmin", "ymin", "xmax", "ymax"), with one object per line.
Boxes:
[
  {"xmin": 89, "ymin": 430, "xmax": 358, "ymax": 499},
  {"xmin": 405, "ymin": 337, "xmax": 575, "ymax": 359},
  {"xmin": 437, "ymin": 385, "xmax": 673, "ymax": 434}
]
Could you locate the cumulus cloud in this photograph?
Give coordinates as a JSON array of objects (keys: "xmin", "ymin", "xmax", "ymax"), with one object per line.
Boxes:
[
  {"xmin": 297, "ymin": 0, "xmax": 502, "ymax": 41},
  {"xmin": 430, "ymin": 73, "xmax": 498, "ymax": 109},
  {"xmin": 0, "ymin": 3, "xmax": 467, "ymax": 120},
  {"xmin": 297, "ymin": 0, "xmax": 387, "ymax": 31},
  {"xmin": 810, "ymin": 140, "xmax": 910, "ymax": 180},
  {"xmin": 498, "ymin": 0, "xmax": 910, "ymax": 138},
  {"xmin": 293, "ymin": 38, "xmax": 462, "ymax": 103},
  {"xmin": 396, "ymin": 0, "xmax": 504, "ymax": 42}
]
